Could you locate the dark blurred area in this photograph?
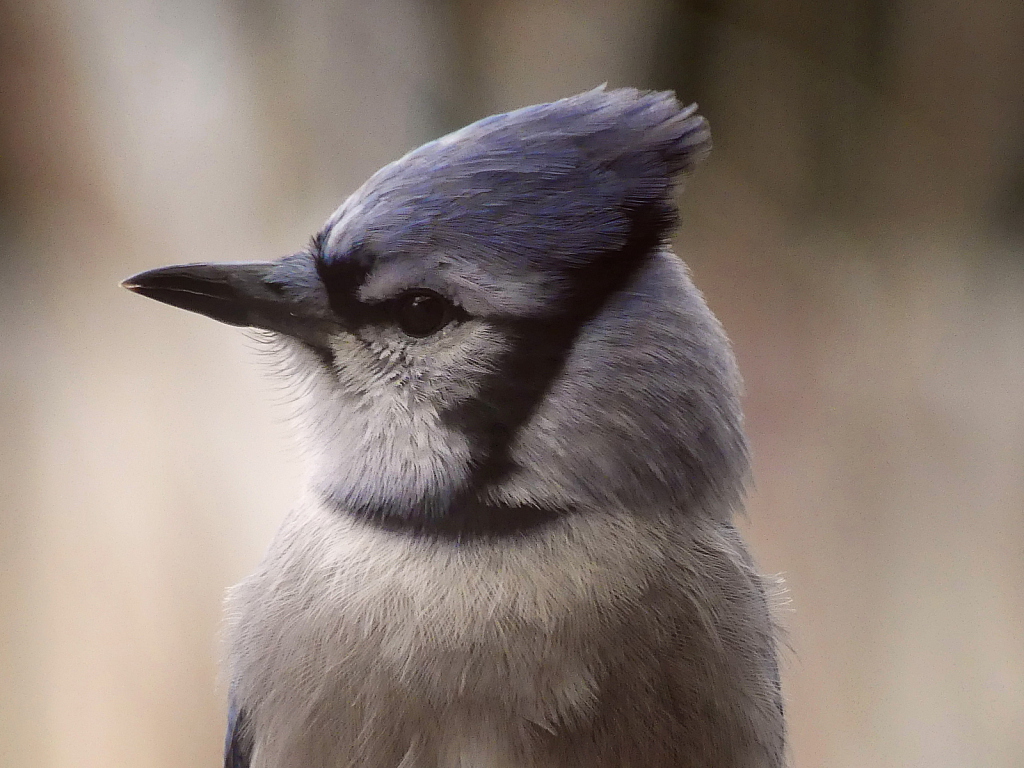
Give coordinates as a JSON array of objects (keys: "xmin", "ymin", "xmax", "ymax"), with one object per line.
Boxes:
[{"xmin": 2, "ymin": 1, "xmax": 1022, "ymax": 766}]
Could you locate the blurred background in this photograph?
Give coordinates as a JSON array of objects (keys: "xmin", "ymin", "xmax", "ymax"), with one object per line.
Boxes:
[{"xmin": 2, "ymin": 1, "xmax": 1023, "ymax": 766}]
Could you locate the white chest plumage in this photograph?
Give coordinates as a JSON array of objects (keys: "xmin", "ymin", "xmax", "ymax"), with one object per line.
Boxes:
[{"xmin": 225, "ymin": 498, "xmax": 668, "ymax": 768}]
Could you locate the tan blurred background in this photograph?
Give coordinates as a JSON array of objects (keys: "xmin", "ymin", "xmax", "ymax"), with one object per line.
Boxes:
[{"xmin": 2, "ymin": 1, "xmax": 1023, "ymax": 766}]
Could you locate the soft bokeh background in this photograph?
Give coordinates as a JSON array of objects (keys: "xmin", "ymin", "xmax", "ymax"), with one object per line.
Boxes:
[{"xmin": 2, "ymin": 1, "xmax": 1023, "ymax": 766}]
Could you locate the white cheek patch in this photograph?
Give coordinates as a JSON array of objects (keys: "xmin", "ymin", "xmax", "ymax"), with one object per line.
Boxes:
[{"xmin": 282, "ymin": 335, "xmax": 477, "ymax": 515}]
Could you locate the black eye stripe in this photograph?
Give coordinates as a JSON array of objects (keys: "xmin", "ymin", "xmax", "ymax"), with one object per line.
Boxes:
[
  {"xmin": 313, "ymin": 240, "xmax": 467, "ymax": 337},
  {"xmin": 314, "ymin": 242, "xmax": 378, "ymax": 327}
]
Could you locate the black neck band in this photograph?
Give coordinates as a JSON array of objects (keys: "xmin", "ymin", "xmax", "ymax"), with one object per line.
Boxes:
[{"xmin": 322, "ymin": 488, "xmax": 570, "ymax": 541}]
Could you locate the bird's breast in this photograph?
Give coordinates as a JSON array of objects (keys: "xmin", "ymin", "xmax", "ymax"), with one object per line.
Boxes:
[{"xmin": 224, "ymin": 496, "xmax": 670, "ymax": 766}]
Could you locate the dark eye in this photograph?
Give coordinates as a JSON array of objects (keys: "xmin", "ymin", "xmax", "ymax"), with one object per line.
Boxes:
[{"xmin": 393, "ymin": 290, "xmax": 455, "ymax": 338}]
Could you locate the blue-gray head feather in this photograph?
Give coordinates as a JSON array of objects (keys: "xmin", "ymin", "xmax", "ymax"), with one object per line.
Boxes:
[{"xmin": 318, "ymin": 86, "xmax": 711, "ymax": 318}]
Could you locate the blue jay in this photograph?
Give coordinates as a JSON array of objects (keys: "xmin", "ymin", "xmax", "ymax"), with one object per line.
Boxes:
[{"xmin": 124, "ymin": 87, "xmax": 784, "ymax": 768}]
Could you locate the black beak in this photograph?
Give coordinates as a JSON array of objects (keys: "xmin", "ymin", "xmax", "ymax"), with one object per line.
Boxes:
[{"xmin": 121, "ymin": 261, "xmax": 336, "ymax": 347}]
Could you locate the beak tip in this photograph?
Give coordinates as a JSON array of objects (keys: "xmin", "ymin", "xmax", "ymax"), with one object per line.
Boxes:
[{"xmin": 120, "ymin": 271, "xmax": 150, "ymax": 292}]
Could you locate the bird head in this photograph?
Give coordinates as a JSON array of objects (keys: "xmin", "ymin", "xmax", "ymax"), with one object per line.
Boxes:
[{"xmin": 123, "ymin": 87, "xmax": 748, "ymax": 537}]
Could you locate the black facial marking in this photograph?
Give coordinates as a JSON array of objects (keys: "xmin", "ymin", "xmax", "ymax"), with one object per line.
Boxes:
[
  {"xmin": 361, "ymin": 498, "xmax": 571, "ymax": 540},
  {"xmin": 444, "ymin": 198, "xmax": 674, "ymax": 496},
  {"xmin": 314, "ymin": 239, "xmax": 380, "ymax": 329},
  {"xmin": 339, "ymin": 198, "xmax": 674, "ymax": 540},
  {"xmin": 310, "ymin": 344, "xmax": 335, "ymax": 370},
  {"xmin": 313, "ymin": 240, "xmax": 468, "ymax": 341}
]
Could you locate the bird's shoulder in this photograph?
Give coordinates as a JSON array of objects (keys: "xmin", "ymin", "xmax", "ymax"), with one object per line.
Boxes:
[{"xmin": 552, "ymin": 520, "xmax": 786, "ymax": 767}]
